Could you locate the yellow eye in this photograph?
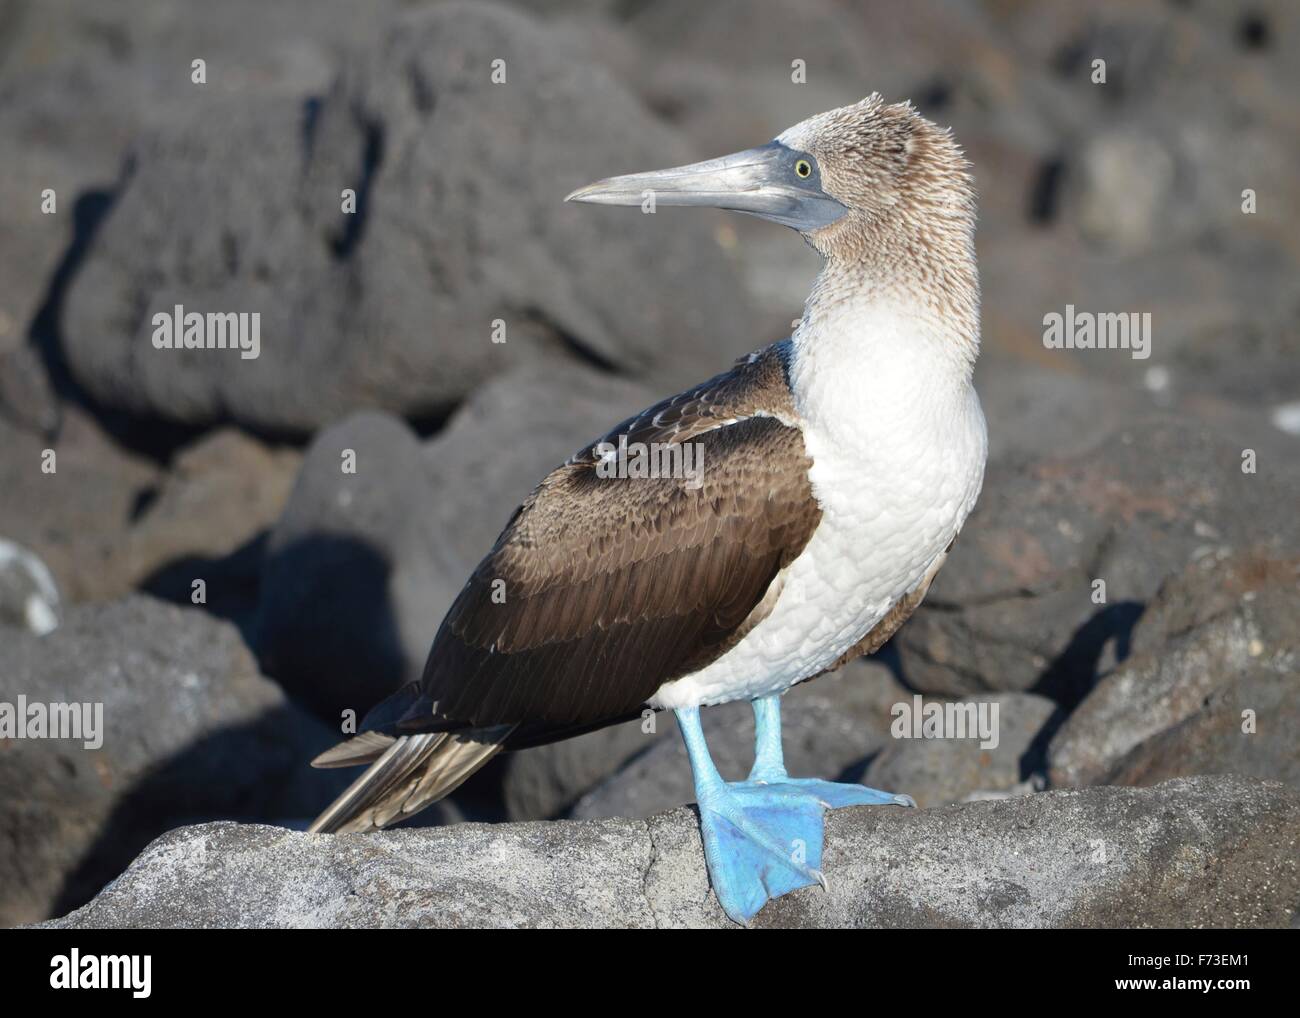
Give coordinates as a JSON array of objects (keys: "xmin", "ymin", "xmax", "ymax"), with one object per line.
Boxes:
[{"xmin": 795, "ymin": 159, "xmax": 813, "ymax": 179}]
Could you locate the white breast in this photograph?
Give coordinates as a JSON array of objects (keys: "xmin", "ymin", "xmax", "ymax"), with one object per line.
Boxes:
[{"xmin": 650, "ymin": 298, "xmax": 987, "ymax": 710}]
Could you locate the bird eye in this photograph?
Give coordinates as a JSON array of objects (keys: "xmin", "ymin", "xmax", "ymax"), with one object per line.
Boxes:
[{"xmin": 794, "ymin": 159, "xmax": 813, "ymax": 179}]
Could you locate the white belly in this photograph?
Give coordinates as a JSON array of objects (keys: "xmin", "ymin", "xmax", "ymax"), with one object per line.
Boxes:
[{"xmin": 650, "ymin": 345, "xmax": 987, "ymax": 710}]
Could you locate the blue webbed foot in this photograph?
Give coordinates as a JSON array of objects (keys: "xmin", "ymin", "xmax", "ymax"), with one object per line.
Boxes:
[
  {"xmin": 676, "ymin": 699, "xmax": 917, "ymax": 925},
  {"xmin": 753, "ymin": 776, "xmax": 917, "ymax": 810},
  {"xmin": 695, "ymin": 779, "xmax": 828, "ymax": 925}
]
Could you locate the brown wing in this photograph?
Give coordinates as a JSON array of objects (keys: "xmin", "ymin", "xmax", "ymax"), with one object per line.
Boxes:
[{"xmin": 403, "ymin": 341, "xmax": 821, "ymax": 747}]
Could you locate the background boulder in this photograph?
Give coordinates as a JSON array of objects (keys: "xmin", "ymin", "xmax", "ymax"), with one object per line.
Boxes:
[
  {"xmin": 895, "ymin": 416, "xmax": 1300, "ymax": 703},
  {"xmin": 1049, "ymin": 552, "xmax": 1300, "ymax": 789},
  {"xmin": 0, "ymin": 596, "xmax": 352, "ymax": 927},
  {"xmin": 58, "ymin": 2, "xmax": 762, "ymax": 434}
]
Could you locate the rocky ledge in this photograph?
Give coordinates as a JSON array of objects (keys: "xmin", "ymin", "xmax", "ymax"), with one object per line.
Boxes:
[{"xmin": 38, "ymin": 775, "xmax": 1299, "ymax": 929}]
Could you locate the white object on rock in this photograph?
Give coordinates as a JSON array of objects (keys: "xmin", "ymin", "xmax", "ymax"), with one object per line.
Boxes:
[{"xmin": 0, "ymin": 538, "xmax": 61, "ymax": 634}]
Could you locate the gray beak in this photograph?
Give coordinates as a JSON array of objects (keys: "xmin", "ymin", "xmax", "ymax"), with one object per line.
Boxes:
[{"xmin": 565, "ymin": 141, "xmax": 847, "ymax": 232}]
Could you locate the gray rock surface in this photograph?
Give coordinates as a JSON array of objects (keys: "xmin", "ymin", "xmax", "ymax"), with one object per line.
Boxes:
[
  {"xmin": 862, "ymin": 692, "xmax": 1059, "ymax": 808},
  {"xmin": 0, "ymin": 0, "xmax": 405, "ymax": 396},
  {"xmin": 1104, "ymin": 666, "xmax": 1300, "ymax": 792},
  {"xmin": 896, "ymin": 416, "xmax": 1300, "ymax": 702},
  {"xmin": 59, "ymin": 2, "xmax": 761, "ymax": 433},
  {"xmin": 0, "ymin": 595, "xmax": 351, "ymax": 927},
  {"xmin": 972, "ymin": 356, "xmax": 1153, "ymax": 463},
  {"xmin": 123, "ymin": 427, "xmax": 301, "ymax": 629},
  {"xmin": 38, "ymin": 776, "xmax": 1300, "ymax": 929},
  {"xmin": 1049, "ymin": 552, "xmax": 1300, "ymax": 789},
  {"xmin": 0, "ymin": 407, "xmax": 159, "ymax": 602},
  {"xmin": 0, "ymin": 345, "xmax": 60, "ymax": 437},
  {"xmin": 0, "ymin": 408, "xmax": 296, "ymax": 612}
]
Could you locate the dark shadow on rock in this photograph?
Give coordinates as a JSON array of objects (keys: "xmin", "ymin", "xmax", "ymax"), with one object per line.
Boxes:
[
  {"xmin": 301, "ymin": 95, "xmax": 324, "ymax": 161},
  {"xmin": 833, "ymin": 749, "xmax": 888, "ymax": 787},
  {"xmin": 406, "ymin": 401, "xmax": 461, "ymax": 440},
  {"xmin": 329, "ymin": 111, "xmax": 384, "ymax": 260},
  {"xmin": 1237, "ymin": 11, "xmax": 1271, "ymax": 51},
  {"xmin": 25, "ymin": 172, "xmax": 208, "ymax": 462},
  {"xmin": 916, "ymin": 76, "xmax": 953, "ymax": 113},
  {"xmin": 1030, "ymin": 600, "xmax": 1144, "ymax": 709},
  {"xmin": 1028, "ymin": 155, "xmax": 1066, "ymax": 224},
  {"xmin": 139, "ymin": 533, "xmax": 269, "ymax": 647},
  {"xmin": 28, "ymin": 187, "xmax": 118, "ymax": 404},
  {"xmin": 519, "ymin": 305, "xmax": 621, "ymax": 375},
  {"xmin": 871, "ymin": 640, "xmax": 910, "ymax": 691},
  {"xmin": 255, "ymin": 533, "xmax": 407, "ymax": 723},
  {"xmin": 443, "ymin": 753, "xmax": 511, "ymax": 824},
  {"xmin": 1017, "ymin": 703, "xmax": 1069, "ymax": 783}
]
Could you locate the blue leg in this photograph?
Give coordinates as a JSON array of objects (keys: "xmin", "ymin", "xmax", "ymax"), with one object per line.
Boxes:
[
  {"xmin": 676, "ymin": 706, "xmax": 826, "ymax": 924},
  {"xmin": 748, "ymin": 694, "xmax": 917, "ymax": 808}
]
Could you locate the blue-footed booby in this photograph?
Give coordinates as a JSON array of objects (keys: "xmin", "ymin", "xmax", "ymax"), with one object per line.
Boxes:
[{"xmin": 309, "ymin": 94, "xmax": 987, "ymax": 925}]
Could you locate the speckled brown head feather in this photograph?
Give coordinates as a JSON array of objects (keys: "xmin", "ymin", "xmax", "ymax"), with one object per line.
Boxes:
[{"xmin": 782, "ymin": 94, "xmax": 980, "ymax": 362}]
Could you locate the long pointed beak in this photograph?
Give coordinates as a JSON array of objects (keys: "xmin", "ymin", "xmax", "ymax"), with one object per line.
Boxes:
[{"xmin": 565, "ymin": 141, "xmax": 847, "ymax": 232}]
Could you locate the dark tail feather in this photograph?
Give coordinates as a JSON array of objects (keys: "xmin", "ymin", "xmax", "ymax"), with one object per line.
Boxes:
[{"xmin": 307, "ymin": 726, "xmax": 513, "ymax": 834}]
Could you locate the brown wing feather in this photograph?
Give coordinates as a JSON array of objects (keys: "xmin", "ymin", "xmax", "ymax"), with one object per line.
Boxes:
[{"xmin": 410, "ymin": 341, "xmax": 821, "ymax": 745}]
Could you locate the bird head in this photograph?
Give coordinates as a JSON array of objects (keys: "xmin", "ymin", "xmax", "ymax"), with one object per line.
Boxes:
[{"xmin": 565, "ymin": 94, "xmax": 975, "ymax": 263}]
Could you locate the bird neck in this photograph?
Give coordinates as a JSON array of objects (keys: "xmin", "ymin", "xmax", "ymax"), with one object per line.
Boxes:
[{"xmin": 789, "ymin": 248, "xmax": 980, "ymax": 442}]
